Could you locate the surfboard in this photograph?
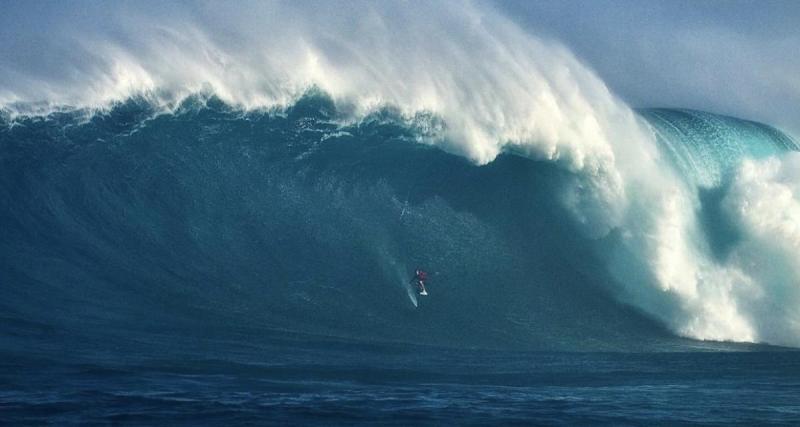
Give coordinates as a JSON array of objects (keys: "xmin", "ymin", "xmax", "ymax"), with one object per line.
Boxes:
[{"xmin": 419, "ymin": 290, "xmax": 428, "ymax": 296}]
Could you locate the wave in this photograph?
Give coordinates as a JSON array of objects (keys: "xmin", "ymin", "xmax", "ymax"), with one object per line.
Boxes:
[
  {"xmin": 1, "ymin": 1, "xmax": 799, "ymax": 349},
  {"xmin": 1, "ymin": 94, "xmax": 797, "ymax": 350},
  {"xmin": 0, "ymin": 95, "xmax": 659, "ymax": 350}
]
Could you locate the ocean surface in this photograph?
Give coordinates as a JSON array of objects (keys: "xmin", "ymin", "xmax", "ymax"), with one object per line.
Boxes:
[{"xmin": 3, "ymin": 333, "xmax": 800, "ymax": 425}]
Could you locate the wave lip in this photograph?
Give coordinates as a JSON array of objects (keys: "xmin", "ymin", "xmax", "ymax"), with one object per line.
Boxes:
[{"xmin": 640, "ymin": 108, "xmax": 799, "ymax": 187}]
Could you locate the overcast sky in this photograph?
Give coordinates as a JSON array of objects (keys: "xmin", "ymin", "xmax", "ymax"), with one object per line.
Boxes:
[{"xmin": 496, "ymin": 0, "xmax": 800, "ymax": 137}]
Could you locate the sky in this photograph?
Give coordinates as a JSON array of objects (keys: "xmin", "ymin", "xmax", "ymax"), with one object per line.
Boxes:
[{"xmin": 497, "ymin": 0, "xmax": 800, "ymax": 137}]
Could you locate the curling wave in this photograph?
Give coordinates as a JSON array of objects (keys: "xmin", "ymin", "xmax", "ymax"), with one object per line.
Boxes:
[{"xmin": 1, "ymin": 1, "xmax": 799, "ymax": 349}]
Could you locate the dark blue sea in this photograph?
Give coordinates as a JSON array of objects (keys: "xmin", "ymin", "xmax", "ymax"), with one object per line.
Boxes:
[
  {"xmin": 2, "ymin": 96, "xmax": 800, "ymax": 425},
  {"xmin": 3, "ymin": 333, "xmax": 799, "ymax": 425}
]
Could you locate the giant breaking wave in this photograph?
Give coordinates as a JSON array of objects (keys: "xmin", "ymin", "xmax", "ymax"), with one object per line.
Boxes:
[{"xmin": 1, "ymin": 1, "xmax": 799, "ymax": 349}]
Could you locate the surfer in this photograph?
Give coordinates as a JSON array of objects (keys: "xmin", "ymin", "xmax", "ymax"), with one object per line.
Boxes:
[{"xmin": 410, "ymin": 268, "xmax": 428, "ymax": 295}]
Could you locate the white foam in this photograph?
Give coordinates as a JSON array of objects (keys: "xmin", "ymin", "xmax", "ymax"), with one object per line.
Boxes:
[{"xmin": 719, "ymin": 155, "xmax": 800, "ymax": 345}]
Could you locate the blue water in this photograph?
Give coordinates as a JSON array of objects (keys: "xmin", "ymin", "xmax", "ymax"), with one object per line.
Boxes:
[
  {"xmin": 2, "ymin": 95, "xmax": 800, "ymax": 424},
  {"xmin": 3, "ymin": 336, "xmax": 799, "ymax": 424}
]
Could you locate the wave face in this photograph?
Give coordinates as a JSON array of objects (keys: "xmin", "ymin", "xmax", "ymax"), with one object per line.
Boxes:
[
  {"xmin": 1, "ymin": 95, "xmax": 798, "ymax": 351},
  {"xmin": 0, "ymin": 96, "xmax": 670, "ymax": 351}
]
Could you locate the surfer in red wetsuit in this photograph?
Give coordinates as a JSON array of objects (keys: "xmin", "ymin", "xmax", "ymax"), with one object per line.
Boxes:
[{"xmin": 411, "ymin": 268, "xmax": 428, "ymax": 295}]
